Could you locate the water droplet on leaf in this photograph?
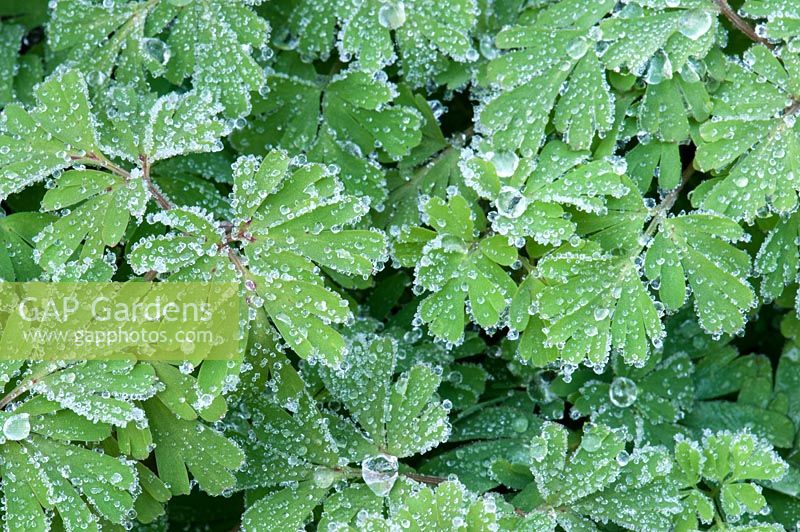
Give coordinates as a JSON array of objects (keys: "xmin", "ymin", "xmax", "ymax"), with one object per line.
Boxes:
[
  {"xmin": 3, "ymin": 413, "xmax": 30, "ymax": 441},
  {"xmin": 496, "ymin": 186, "xmax": 528, "ymax": 219},
  {"xmin": 616, "ymin": 450, "xmax": 630, "ymax": 466},
  {"xmin": 490, "ymin": 151, "xmax": 519, "ymax": 177},
  {"xmin": 313, "ymin": 468, "xmax": 336, "ymax": 489},
  {"xmin": 378, "ymin": 2, "xmax": 406, "ymax": 30},
  {"xmin": 609, "ymin": 376, "xmax": 638, "ymax": 408},
  {"xmin": 593, "ymin": 307, "xmax": 610, "ymax": 321},
  {"xmin": 530, "ymin": 435, "xmax": 547, "ymax": 461},
  {"xmin": 362, "ymin": 453, "xmax": 398, "ymax": 496},
  {"xmin": 678, "ymin": 10, "xmax": 713, "ymax": 41},
  {"xmin": 512, "ymin": 417, "xmax": 529, "ymax": 432},
  {"xmin": 566, "ymin": 38, "xmax": 589, "ymax": 60},
  {"xmin": 142, "ymin": 38, "xmax": 171, "ymax": 67},
  {"xmin": 581, "ymin": 427, "xmax": 607, "ymax": 452}
]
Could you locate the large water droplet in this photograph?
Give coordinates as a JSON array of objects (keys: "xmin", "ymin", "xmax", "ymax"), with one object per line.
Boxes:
[
  {"xmin": 580, "ymin": 425, "xmax": 609, "ymax": 452},
  {"xmin": 678, "ymin": 10, "xmax": 713, "ymax": 41},
  {"xmin": 490, "ymin": 151, "xmax": 519, "ymax": 177},
  {"xmin": 496, "ymin": 186, "xmax": 528, "ymax": 219},
  {"xmin": 679, "ymin": 59, "xmax": 704, "ymax": 83},
  {"xmin": 615, "ymin": 450, "xmax": 631, "ymax": 466},
  {"xmin": 362, "ymin": 453, "xmax": 398, "ymax": 496},
  {"xmin": 378, "ymin": 2, "xmax": 406, "ymax": 30},
  {"xmin": 143, "ymin": 38, "xmax": 171, "ymax": 66},
  {"xmin": 609, "ymin": 376, "xmax": 638, "ymax": 408},
  {"xmin": 644, "ymin": 51, "xmax": 672, "ymax": 85},
  {"xmin": 566, "ymin": 38, "xmax": 589, "ymax": 60},
  {"xmin": 593, "ymin": 307, "xmax": 610, "ymax": 321},
  {"xmin": 512, "ymin": 417, "xmax": 529, "ymax": 433},
  {"xmin": 530, "ymin": 435, "xmax": 547, "ymax": 461},
  {"xmin": 3, "ymin": 413, "xmax": 30, "ymax": 441},
  {"xmin": 313, "ymin": 467, "xmax": 336, "ymax": 489}
]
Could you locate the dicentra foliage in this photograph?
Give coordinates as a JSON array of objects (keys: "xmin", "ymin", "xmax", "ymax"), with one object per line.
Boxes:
[{"xmin": 1, "ymin": 0, "xmax": 800, "ymax": 530}]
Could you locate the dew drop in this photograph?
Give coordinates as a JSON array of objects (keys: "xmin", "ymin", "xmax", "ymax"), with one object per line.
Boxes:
[
  {"xmin": 644, "ymin": 51, "xmax": 672, "ymax": 85},
  {"xmin": 566, "ymin": 37, "xmax": 589, "ymax": 60},
  {"xmin": 530, "ymin": 435, "xmax": 547, "ymax": 461},
  {"xmin": 616, "ymin": 450, "xmax": 631, "ymax": 466},
  {"xmin": 490, "ymin": 151, "xmax": 519, "ymax": 177},
  {"xmin": 678, "ymin": 10, "xmax": 713, "ymax": 41},
  {"xmin": 142, "ymin": 38, "xmax": 171, "ymax": 66},
  {"xmin": 580, "ymin": 428, "xmax": 606, "ymax": 452},
  {"xmin": 3, "ymin": 413, "xmax": 30, "ymax": 441},
  {"xmin": 378, "ymin": 2, "xmax": 406, "ymax": 30},
  {"xmin": 593, "ymin": 307, "xmax": 610, "ymax": 321},
  {"xmin": 512, "ymin": 417, "xmax": 529, "ymax": 433},
  {"xmin": 361, "ymin": 453, "xmax": 398, "ymax": 496},
  {"xmin": 609, "ymin": 376, "xmax": 638, "ymax": 408},
  {"xmin": 313, "ymin": 467, "xmax": 336, "ymax": 489},
  {"xmin": 496, "ymin": 186, "xmax": 528, "ymax": 219}
]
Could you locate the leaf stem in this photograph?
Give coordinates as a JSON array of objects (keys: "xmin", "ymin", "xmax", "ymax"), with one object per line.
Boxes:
[
  {"xmin": 140, "ymin": 155, "xmax": 173, "ymax": 210},
  {"xmin": 83, "ymin": 152, "xmax": 132, "ymax": 180},
  {"xmin": 785, "ymin": 98, "xmax": 800, "ymax": 117},
  {"xmin": 402, "ymin": 472, "xmax": 448, "ymax": 485},
  {"xmin": 0, "ymin": 363, "xmax": 59, "ymax": 410},
  {"xmin": 712, "ymin": 0, "xmax": 773, "ymax": 48},
  {"xmin": 642, "ymin": 162, "xmax": 696, "ymax": 241}
]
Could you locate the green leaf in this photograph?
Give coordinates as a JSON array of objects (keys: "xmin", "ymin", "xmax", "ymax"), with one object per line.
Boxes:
[
  {"xmin": 554, "ymin": 53, "xmax": 615, "ymax": 150},
  {"xmin": 536, "ymin": 245, "xmax": 664, "ymax": 368},
  {"xmin": 571, "ymin": 353, "xmax": 694, "ymax": 444},
  {"xmin": 394, "ymin": 194, "xmax": 517, "ymax": 344},
  {"xmin": 162, "ymin": 0, "xmax": 270, "ymax": 116},
  {"xmin": 741, "ymin": 0, "xmax": 800, "ymax": 42},
  {"xmin": 522, "ymin": 422, "xmax": 682, "ymax": 529},
  {"xmin": 755, "ymin": 212, "xmax": 800, "ymax": 304},
  {"xmin": 694, "ymin": 45, "xmax": 800, "ymax": 222},
  {"xmin": 96, "ymin": 85, "xmax": 230, "ymax": 164},
  {"xmin": 37, "ymin": 170, "xmax": 148, "ymax": 270},
  {"xmin": 0, "ymin": 69, "xmax": 99, "ymax": 200},
  {"xmin": 2, "ymin": 436, "xmax": 138, "ymax": 530},
  {"xmin": 509, "ymin": 275, "xmax": 560, "ymax": 366},
  {"xmin": 347, "ymin": 479, "xmax": 516, "ymax": 531},
  {"xmin": 421, "ymin": 439, "xmax": 528, "ymax": 493},
  {"xmin": 638, "ymin": 77, "xmax": 710, "ymax": 143},
  {"xmin": 0, "ymin": 212, "xmax": 53, "ymax": 280},
  {"xmin": 280, "ymin": 0, "xmax": 478, "ymax": 87},
  {"xmin": 380, "ymin": 144, "xmax": 478, "ymax": 230},
  {"xmin": 34, "ymin": 361, "xmax": 157, "ymax": 427},
  {"xmin": 145, "ymin": 397, "xmax": 245, "ymax": 496},
  {"xmin": 237, "ymin": 151, "xmax": 388, "ymax": 364},
  {"xmin": 701, "ymin": 430, "xmax": 787, "ymax": 483},
  {"xmin": 683, "ymin": 401, "xmax": 796, "ymax": 448},
  {"xmin": 625, "ymin": 140, "xmax": 682, "ymax": 192},
  {"xmin": 0, "ymin": 23, "xmax": 23, "ymax": 107},
  {"xmin": 479, "ymin": 0, "xmax": 616, "ymax": 153},
  {"xmin": 598, "ymin": 3, "xmax": 718, "ymax": 75},
  {"xmin": 242, "ymin": 482, "xmax": 327, "ymax": 532},
  {"xmin": 463, "ymin": 140, "xmax": 630, "ymax": 246},
  {"xmin": 720, "ymin": 482, "xmax": 768, "ymax": 521},
  {"xmin": 674, "ymin": 430, "xmax": 788, "ymax": 525},
  {"xmin": 644, "ymin": 213, "xmax": 755, "ymax": 336},
  {"xmin": 318, "ymin": 331, "xmax": 450, "ymax": 457}
]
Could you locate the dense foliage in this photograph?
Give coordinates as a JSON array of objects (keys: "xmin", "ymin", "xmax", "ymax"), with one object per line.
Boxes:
[{"xmin": 2, "ymin": 0, "xmax": 800, "ymax": 530}]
